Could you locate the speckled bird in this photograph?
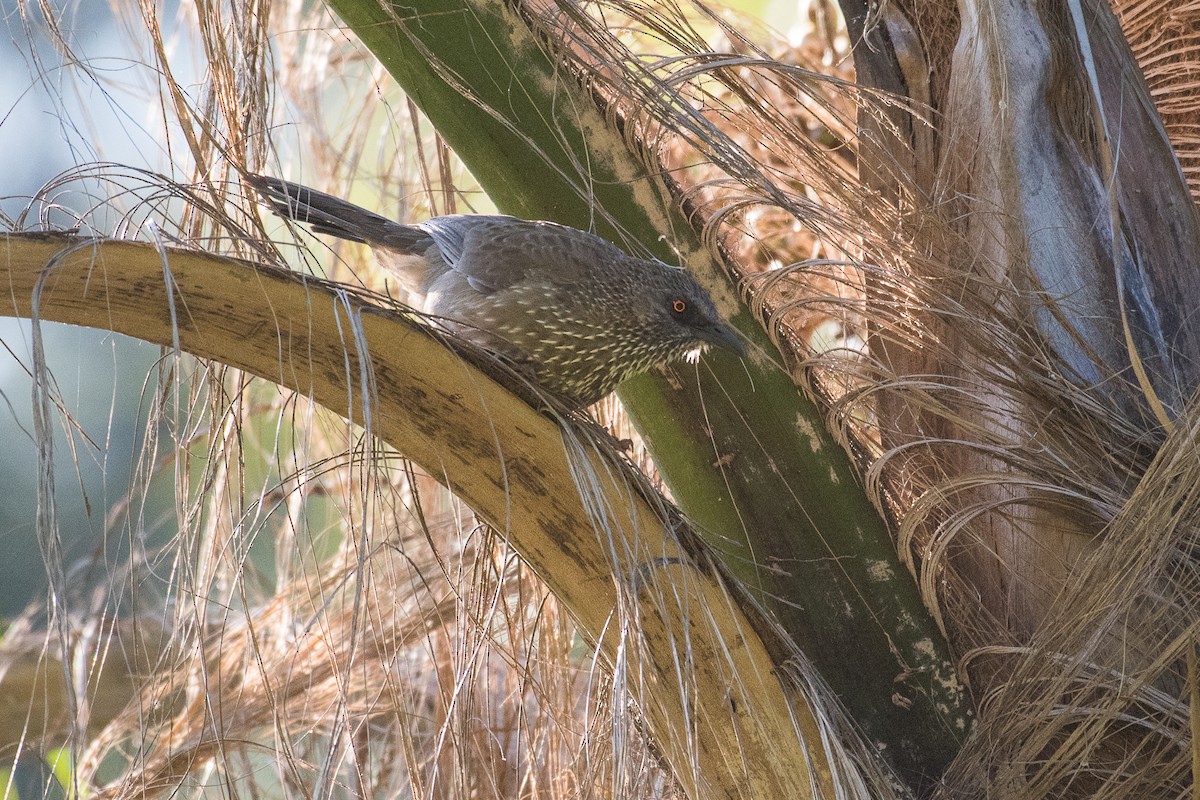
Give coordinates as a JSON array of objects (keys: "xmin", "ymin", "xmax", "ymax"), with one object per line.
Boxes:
[{"xmin": 248, "ymin": 174, "xmax": 745, "ymax": 406}]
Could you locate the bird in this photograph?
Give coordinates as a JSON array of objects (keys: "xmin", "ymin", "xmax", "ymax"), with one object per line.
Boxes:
[{"xmin": 247, "ymin": 174, "xmax": 745, "ymax": 407}]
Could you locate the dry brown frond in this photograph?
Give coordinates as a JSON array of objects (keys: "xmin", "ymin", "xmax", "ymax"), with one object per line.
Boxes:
[
  {"xmin": 940, "ymin": 393, "xmax": 1200, "ymax": 796},
  {"xmin": 1115, "ymin": 1, "xmax": 1200, "ymax": 204}
]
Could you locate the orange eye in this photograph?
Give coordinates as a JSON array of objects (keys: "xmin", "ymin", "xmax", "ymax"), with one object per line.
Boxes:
[{"xmin": 671, "ymin": 299, "xmax": 687, "ymax": 314}]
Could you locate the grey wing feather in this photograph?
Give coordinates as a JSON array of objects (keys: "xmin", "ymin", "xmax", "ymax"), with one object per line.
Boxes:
[
  {"xmin": 420, "ymin": 216, "xmax": 606, "ymax": 293},
  {"xmin": 416, "ymin": 215, "xmax": 509, "ymax": 282}
]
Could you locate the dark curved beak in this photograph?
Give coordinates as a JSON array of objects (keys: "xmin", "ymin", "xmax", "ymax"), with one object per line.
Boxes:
[{"xmin": 699, "ymin": 321, "xmax": 746, "ymax": 358}]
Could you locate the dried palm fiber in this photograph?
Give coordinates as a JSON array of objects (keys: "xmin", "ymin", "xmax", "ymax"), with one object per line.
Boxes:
[
  {"xmin": 936, "ymin": 394, "xmax": 1200, "ymax": 797},
  {"xmin": 83, "ymin": 499, "xmax": 661, "ymax": 799},
  {"xmin": 663, "ymin": 9, "xmax": 865, "ymax": 355},
  {"xmin": 836, "ymin": 0, "xmax": 1200, "ymax": 650},
  {"xmin": 835, "ymin": 1, "xmax": 1200, "ymax": 796},
  {"xmin": 1114, "ymin": 0, "xmax": 1200, "ymax": 203},
  {"xmin": 534, "ymin": 0, "xmax": 868, "ymax": 359}
]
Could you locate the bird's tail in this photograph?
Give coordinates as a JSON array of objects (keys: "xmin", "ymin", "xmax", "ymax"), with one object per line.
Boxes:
[{"xmin": 246, "ymin": 174, "xmax": 429, "ymax": 252}]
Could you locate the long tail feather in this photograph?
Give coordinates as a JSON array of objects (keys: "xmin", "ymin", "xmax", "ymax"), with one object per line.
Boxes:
[{"xmin": 246, "ymin": 174, "xmax": 427, "ymax": 251}]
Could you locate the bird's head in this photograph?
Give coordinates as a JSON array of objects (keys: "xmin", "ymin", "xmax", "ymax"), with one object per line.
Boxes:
[{"xmin": 647, "ymin": 268, "xmax": 746, "ymax": 364}]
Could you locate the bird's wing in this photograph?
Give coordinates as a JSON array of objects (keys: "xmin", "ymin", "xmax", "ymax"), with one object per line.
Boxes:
[{"xmin": 419, "ymin": 216, "xmax": 616, "ymax": 294}]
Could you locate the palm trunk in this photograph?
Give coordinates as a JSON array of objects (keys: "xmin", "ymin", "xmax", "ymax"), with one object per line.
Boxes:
[{"xmin": 845, "ymin": 1, "xmax": 1200, "ymax": 794}]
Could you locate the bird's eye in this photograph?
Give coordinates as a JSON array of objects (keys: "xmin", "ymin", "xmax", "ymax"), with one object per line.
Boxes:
[{"xmin": 671, "ymin": 299, "xmax": 687, "ymax": 315}]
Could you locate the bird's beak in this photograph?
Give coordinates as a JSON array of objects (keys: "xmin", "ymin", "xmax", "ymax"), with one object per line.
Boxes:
[{"xmin": 699, "ymin": 322, "xmax": 746, "ymax": 358}]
